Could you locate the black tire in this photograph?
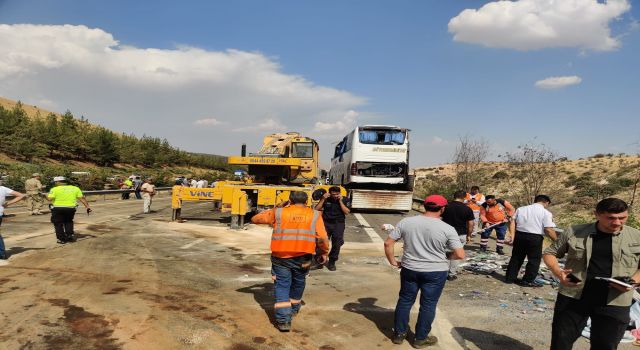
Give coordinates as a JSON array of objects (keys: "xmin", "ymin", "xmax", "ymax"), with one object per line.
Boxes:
[{"xmin": 405, "ymin": 174, "xmax": 415, "ymax": 192}]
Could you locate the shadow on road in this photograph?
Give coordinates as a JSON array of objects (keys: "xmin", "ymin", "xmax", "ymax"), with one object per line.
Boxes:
[
  {"xmin": 236, "ymin": 282, "xmax": 275, "ymax": 324},
  {"xmin": 453, "ymin": 327, "xmax": 533, "ymax": 350},
  {"xmin": 6, "ymin": 246, "xmax": 45, "ymax": 257},
  {"xmin": 343, "ymin": 297, "xmax": 397, "ymax": 339}
]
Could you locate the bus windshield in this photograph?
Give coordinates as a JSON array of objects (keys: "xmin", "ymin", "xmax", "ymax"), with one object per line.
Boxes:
[{"xmin": 358, "ymin": 129, "xmax": 405, "ymax": 145}]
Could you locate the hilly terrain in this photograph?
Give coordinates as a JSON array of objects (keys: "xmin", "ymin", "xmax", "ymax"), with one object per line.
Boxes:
[
  {"xmin": 0, "ymin": 97, "xmax": 233, "ymax": 191},
  {"xmin": 413, "ymin": 155, "xmax": 640, "ymax": 229}
]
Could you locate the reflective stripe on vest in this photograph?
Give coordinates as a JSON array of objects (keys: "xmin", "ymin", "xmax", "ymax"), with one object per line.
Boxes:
[{"xmin": 272, "ymin": 208, "xmax": 319, "ymax": 254}]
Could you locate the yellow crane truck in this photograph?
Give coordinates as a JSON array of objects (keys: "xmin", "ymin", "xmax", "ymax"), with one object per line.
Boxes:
[{"xmin": 171, "ymin": 132, "xmax": 342, "ymax": 228}]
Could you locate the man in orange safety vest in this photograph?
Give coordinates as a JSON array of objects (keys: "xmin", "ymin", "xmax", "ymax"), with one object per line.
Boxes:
[{"xmin": 251, "ymin": 191, "xmax": 330, "ymax": 332}]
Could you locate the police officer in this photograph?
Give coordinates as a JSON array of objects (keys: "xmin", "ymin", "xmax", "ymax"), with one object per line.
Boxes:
[
  {"xmin": 47, "ymin": 176, "xmax": 91, "ymax": 243},
  {"xmin": 314, "ymin": 186, "xmax": 350, "ymax": 271},
  {"xmin": 25, "ymin": 173, "xmax": 45, "ymax": 215}
]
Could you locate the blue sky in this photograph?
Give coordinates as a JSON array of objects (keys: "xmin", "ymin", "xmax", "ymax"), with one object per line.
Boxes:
[{"xmin": 0, "ymin": 0, "xmax": 638, "ymax": 166}]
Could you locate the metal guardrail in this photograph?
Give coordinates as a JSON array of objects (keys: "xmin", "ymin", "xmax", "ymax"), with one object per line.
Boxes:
[
  {"xmin": 81, "ymin": 187, "xmax": 173, "ymax": 195},
  {"xmin": 3, "ymin": 187, "xmax": 174, "ymax": 204}
]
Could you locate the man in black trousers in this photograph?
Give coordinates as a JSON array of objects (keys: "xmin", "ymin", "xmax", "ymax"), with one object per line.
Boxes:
[
  {"xmin": 505, "ymin": 194, "xmax": 557, "ymax": 287},
  {"xmin": 314, "ymin": 186, "xmax": 350, "ymax": 271}
]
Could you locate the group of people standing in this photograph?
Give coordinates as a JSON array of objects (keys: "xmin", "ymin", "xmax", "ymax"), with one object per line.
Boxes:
[
  {"xmin": 251, "ymin": 184, "xmax": 640, "ymax": 350},
  {"xmin": 0, "ymin": 175, "xmax": 91, "ymax": 258},
  {"xmin": 119, "ymin": 176, "xmax": 157, "ymax": 213},
  {"xmin": 0, "ymin": 173, "xmax": 158, "ymax": 259}
]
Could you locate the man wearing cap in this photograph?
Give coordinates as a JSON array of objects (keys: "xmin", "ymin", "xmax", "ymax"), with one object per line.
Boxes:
[
  {"xmin": 0, "ymin": 183, "xmax": 26, "ymax": 259},
  {"xmin": 384, "ymin": 194, "xmax": 465, "ymax": 348},
  {"xmin": 24, "ymin": 173, "xmax": 45, "ymax": 215},
  {"xmin": 47, "ymin": 177, "xmax": 91, "ymax": 244}
]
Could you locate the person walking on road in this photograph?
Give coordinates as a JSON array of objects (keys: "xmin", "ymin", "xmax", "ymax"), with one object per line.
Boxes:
[
  {"xmin": 24, "ymin": 173, "xmax": 45, "ymax": 215},
  {"xmin": 479, "ymin": 195, "xmax": 515, "ymax": 255},
  {"xmin": 313, "ymin": 186, "xmax": 350, "ymax": 271},
  {"xmin": 121, "ymin": 177, "xmax": 133, "ymax": 200},
  {"xmin": 543, "ymin": 198, "xmax": 640, "ymax": 350},
  {"xmin": 251, "ymin": 191, "xmax": 330, "ymax": 332},
  {"xmin": 47, "ymin": 176, "xmax": 91, "ymax": 244},
  {"xmin": 442, "ymin": 190, "xmax": 475, "ymax": 281},
  {"xmin": 133, "ymin": 176, "xmax": 143, "ymax": 199},
  {"xmin": 384, "ymin": 194, "xmax": 465, "ymax": 348},
  {"xmin": 140, "ymin": 178, "xmax": 156, "ymax": 214},
  {"xmin": 505, "ymin": 195, "xmax": 557, "ymax": 287},
  {"xmin": 0, "ymin": 184, "xmax": 25, "ymax": 259},
  {"xmin": 464, "ymin": 186, "xmax": 485, "ymax": 232}
]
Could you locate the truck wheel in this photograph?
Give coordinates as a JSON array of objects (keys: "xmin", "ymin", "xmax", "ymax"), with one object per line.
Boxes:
[{"xmin": 405, "ymin": 175, "xmax": 415, "ymax": 191}]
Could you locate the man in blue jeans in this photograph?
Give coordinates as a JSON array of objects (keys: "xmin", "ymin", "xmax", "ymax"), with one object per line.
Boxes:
[
  {"xmin": 384, "ymin": 194, "xmax": 465, "ymax": 348},
  {"xmin": 251, "ymin": 191, "xmax": 330, "ymax": 332}
]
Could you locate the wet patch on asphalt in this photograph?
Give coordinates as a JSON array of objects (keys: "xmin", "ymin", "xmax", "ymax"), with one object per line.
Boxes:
[
  {"xmin": 43, "ymin": 298, "xmax": 122, "ymax": 349},
  {"xmin": 86, "ymin": 224, "xmax": 120, "ymax": 233}
]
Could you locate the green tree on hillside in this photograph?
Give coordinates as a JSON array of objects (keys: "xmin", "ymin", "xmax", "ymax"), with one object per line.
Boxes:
[{"xmin": 91, "ymin": 128, "xmax": 119, "ymax": 166}]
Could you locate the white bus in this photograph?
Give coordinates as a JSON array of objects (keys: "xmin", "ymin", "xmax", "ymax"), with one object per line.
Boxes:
[{"xmin": 329, "ymin": 125, "xmax": 413, "ymax": 210}]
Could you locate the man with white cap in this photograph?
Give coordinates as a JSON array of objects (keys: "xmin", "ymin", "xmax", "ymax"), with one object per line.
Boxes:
[
  {"xmin": 0, "ymin": 181, "xmax": 25, "ymax": 259},
  {"xmin": 24, "ymin": 173, "xmax": 45, "ymax": 215},
  {"xmin": 47, "ymin": 176, "xmax": 91, "ymax": 244}
]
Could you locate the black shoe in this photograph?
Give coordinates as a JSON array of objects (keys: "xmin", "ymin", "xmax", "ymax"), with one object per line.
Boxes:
[
  {"xmin": 0, "ymin": 253, "xmax": 7, "ymax": 260},
  {"xmin": 479, "ymin": 246, "xmax": 487, "ymax": 252},
  {"xmin": 67, "ymin": 236, "xmax": 77, "ymax": 242},
  {"xmin": 327, "ymin": 261, "xmax": 337, "ymax": 271},
  {"xmin": 275, "ymin": 322, "xmax": 291, "ymax": 332},
  {"xmin": 391, "ymin": 332, "xmax": 407, "ymax": 345},
  {"xmin": 496, "ymin": 248, "xmax": 505, "ymax": 255},
  {"xmin": 413, "ymin": 335, "xmax": 438, "ymax": 348},
  {"xmin": 447, "ymin": 275, "xmax": 458, "ymax": 281},
  {"xmin": 516, "ymin": 280, "xmax": 544, "ymax": 288}
]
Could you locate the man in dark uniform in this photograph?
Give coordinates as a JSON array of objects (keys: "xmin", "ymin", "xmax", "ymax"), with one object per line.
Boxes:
[
  {"xmin": 314, "ymin": 186, "xmax": 350, "ymax": 271},
  {"xmin": 441, "ymin": 190, "xmax": 475, "ymax": 281}
]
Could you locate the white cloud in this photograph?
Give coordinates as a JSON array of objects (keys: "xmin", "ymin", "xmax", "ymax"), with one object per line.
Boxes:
[
  {"xmin": 535, "ymin": 75, "xmax": 582, "ymax": 89},
  {"xmin": 0, "ymin": 23, "xmax": 367, "ymax": 160},
  {"xmin": 431, "ymin": 136, "xmax": 444, "ymax": 145},
  {"xmin": 448, "ymin": 0, "xmax": 631, "ymax": 51},
  {"xmin": 313, "ymin": 110, "xmax": 359, "ymax": 133},
  {"xmin": 233, "ymin": 118, "xmax": 287, "ymax": 132},
  {"xmin": 194, "ymin": 118, "xmax": 225, "ymax": 126}
]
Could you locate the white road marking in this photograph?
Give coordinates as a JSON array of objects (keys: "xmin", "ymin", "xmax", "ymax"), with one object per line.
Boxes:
[
  {"xmin": 180, "ymin": 238, "xmax": 205, "ymax": 250},
  {"xmin": 353, "ymin": 213, "xmax": 384, "ymax": 247}
]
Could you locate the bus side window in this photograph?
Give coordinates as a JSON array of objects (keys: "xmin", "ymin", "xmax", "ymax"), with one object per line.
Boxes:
[{"xmin": 334, "ymin": 142, "xmax": 343, "ymax": 159}]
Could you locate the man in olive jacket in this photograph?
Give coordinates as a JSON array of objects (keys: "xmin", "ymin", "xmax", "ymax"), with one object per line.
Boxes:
[{"xmin": 543, "ymin": 198, "xmax": 640, "ymax": 350}]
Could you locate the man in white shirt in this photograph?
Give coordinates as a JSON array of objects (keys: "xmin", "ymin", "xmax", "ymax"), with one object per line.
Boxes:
[
  {"xmin": 140, "ymin": 178, "xmax": 156, "ymax": 214},
  {"xmin": 0, "ymin": 184, "xmax": 26, "ymax": 259},
  {"xmin": 505, "ymin": 194, "xmax": 557, "ymax": 287}
]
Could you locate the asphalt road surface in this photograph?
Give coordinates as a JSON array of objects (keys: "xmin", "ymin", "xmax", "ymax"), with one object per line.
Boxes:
[{"xmin": 0, "ymin": 196, "xmax": 612, "ymax": 349}]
